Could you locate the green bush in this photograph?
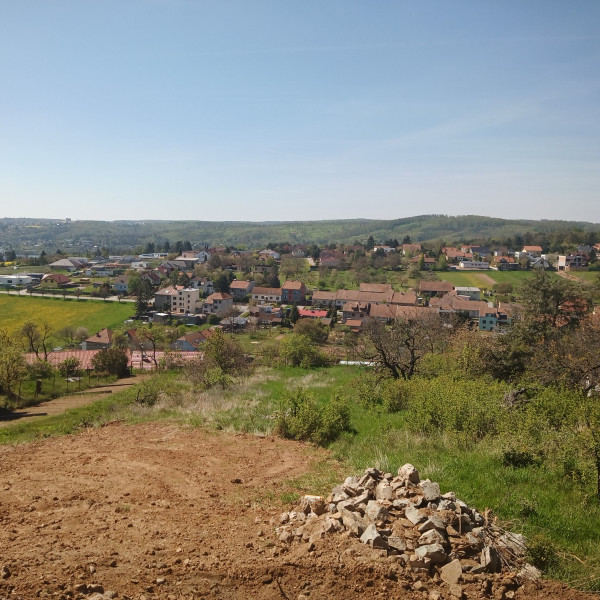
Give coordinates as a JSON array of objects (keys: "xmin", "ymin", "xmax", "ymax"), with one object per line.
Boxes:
[
  {"xmin": 352, "ymin": 372, "xmax": 409, "ymax": 413},
  {"xmin": 406, "ymin": 375, "xmax": 508, "ymax": 440},
  {"xmin": 274, "ymin": 388, "xmax": 351, "ymax": 446}
]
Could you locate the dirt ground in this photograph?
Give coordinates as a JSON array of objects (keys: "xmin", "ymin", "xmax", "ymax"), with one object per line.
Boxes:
[
  {"xmin": 0, "ymin": 378, "xmax": 147, "ymax": 427},
  {"xmin": 0, "ymin": 423, "xmax": 595, "ymax": 600}
]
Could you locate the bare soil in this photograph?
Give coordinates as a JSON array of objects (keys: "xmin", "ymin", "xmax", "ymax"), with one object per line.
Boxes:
[{"xmin": 0, "ymin": 423, "xmax": 595, "ymax": 599}]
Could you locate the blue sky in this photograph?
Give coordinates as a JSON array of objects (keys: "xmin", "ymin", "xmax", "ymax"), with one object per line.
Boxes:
[{"xmin": 1, "ymin": 1, "xmax": 599, "ymax": 223}]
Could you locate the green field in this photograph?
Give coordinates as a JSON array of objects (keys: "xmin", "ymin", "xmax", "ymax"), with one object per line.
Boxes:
[
  {"xmin": 567, "ymin": 271, "xmax": 600, "ymax": 283},
  {"xmin": 435, "ymin": 270, "xmax": 536, "ymax": 289},
  {"xmin": 0, "ymin": 296, "xmax": 134, "ymax": 336}
]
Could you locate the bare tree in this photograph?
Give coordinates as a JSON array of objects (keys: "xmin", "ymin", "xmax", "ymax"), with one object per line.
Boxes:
[
  {"xmin": 20, "ymin": 321, "xmax": 53, "ymax": 360},
  {"xmin": 358, "ymin": 312, "xmax": 447, "ymax": 380}
]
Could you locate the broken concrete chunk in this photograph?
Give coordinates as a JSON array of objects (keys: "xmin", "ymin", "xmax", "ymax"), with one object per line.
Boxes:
[
  {"xmin": 480, "ymin": 545, "xmax": 502, "ymax": 573},
  {"xmin": 415, "ymin": 543, "xmax": 447, "ymax": 564},
  {"xmin": 408, "ymin": 553, "xmax": 432, "ymax": 571},
  {"xmin": 420, "ymin": 480, "xmax": 441, "ymax": 502},
  {"xmin": 439, "ymin": 558, "xmax": 462, "ymax": 585},
  {"xmin": 387, "ymin": 536, "xmax": 407, "ymax": 552},
  {"xmin": 418, "ymin": 528, "xmax": 446, "ymax": 547},
  {"xmin": 517, "ymin": 563, "xmax": 541, "ymax": 581},
  {"xmin": 404, "ymin": 505, "xmax": 427, "ymax": 525},
  {"xmin": 365, "ymin": 500, "xmax": 390, "ymax": 523},
  {"xmin": 398, "ymin": 463, "xmax": 420, "ymax": 484},
  {"xmin": 359, "ymin": 523, "xmax": 388, "ymax": 549},
  {"xmin": 417, "ymin": 515, "xmax": 447, "ymax": 534},
  {"xmin": 374, "ymin": 482, "xmax": 394, "ymax": 501}
]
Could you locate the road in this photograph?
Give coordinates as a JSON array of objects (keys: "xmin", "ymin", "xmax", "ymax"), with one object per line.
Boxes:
[{"xmin": 0, "ymin": 288, "xmax": 135, "ymax": 302}]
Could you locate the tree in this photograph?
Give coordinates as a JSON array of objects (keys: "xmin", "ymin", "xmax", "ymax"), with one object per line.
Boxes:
[
  {"xmin": 185, "ymin": 329, "xmax": 249, "ymax": 388},
  {"xmin": 519, "ymin": 270, "xmax": 588, "ymax": 343},
  {"xmin": 20, "ymin": 321, "xmax": 53, "ymax": 360},
  {"xmin": 294, "ymin": 318, "xmax": 329, "ymax": 345},
  {"xmin": 202, "ymin": 328, "xmax": 248, "ymax": 376},
  {"xmin": 91, "ymin": 348, "xmax": 129, "ymax": 376},
  {"xmin": 529, "ymin": 316, "xmax": 600, "ymax": 394},
  {"xmin": 358, "ymin": 313, "xmax": 447, "ymax": 380},
  {"xmin": 178, "ymin": 271, "xmax": 191, "ymax": 287},
  {"xmin": 136, "ymin": 324, "xmax": 166, "ymax": 368},
  {"xmin": 213, "ymin": 272, "xmax": 231, "ymax": 293},
  {"xmin": 58, "ymin": 357, "xmax": 81, "ymax": 377},
  {"xmin": 365, "ymin": 236, "xmax": 375, "ymax": 251},
  {"xmin": 0, "ymin": 330, "xmax": 27, "ymax": 398},
  {"xmin": 280, "ymin": 334, "xmax": 327, "ymax": 368},
  {"xmin": 74, "ymin": 327, "xmax": 89, "ymax": 343},
  {"xmin": 58, "ymin": 326, "xmax": 77, "ymax": 348},
  {"xmin": 289, "ymin": 304, "xmax": 300, "ymax": 324}
]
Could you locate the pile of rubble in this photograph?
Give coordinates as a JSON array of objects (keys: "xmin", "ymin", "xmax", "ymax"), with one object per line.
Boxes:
[{"xmin": 276, "ymin": 464, "xmax": 540, "ymax": 594}]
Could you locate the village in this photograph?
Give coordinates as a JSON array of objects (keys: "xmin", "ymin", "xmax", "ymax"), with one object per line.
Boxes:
[{"xmin": 1, "ymin": 238, "xmax": 599, "ymax": 376}]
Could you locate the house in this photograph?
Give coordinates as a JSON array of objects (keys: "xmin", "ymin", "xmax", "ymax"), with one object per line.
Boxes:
[
  {"xmin": 189, "ymin": 276, "xmax": 214, "ymax": 296},
  {"xmin": 492, "ymin": 256, "xmax": 519, "ymax": 271},
  {"xmin": 318, "ymin": 250, "xmax": 344, "ymax": 269},
  {"xmin": 281, "ymin": 280, "xmax": 307, "ymax": 304},
  {"xmin": 443, "ymin": 248, "xmax": 473, "ymax": 263},
  {"xmin": 173, "ymin": 255, "xmax": 202, "ymax": 269},
  {"xmin": 556, "ymin": 253, "xmax": 589, "ymax": 271},
  {"xmin": 171, "ymin": 287, "xmax": 201, "ymax": 315},
  {"xmin": 454, "ymin": 287, "xmax": 481, "ymax": 300},
  {"xmin": 342, "ymin": 302, "xmax": 370, "ymax": 322},
  {"xmin": 530, "ymin": 257, "xmax": 551, "ymax": 270},
  {"xmin": 410, "ymin": 256, "xmax": 437, "ymax": 270},
  {"xmin": 522, "ymin": 245, "xmax": 543, "ymax": 257},
  {"xmin": 373, "ymin": 245, "xmax": 396, "ymax": 254},
  {"xmin": 113, "ymin": 275, "xmax": 130, "ymax": 294},
  {"xmin": 41, "ymin": 273, "xmax": 72, "ymax": 287},
  {"xmin": 229, "ymin": 280, "xmax": 255, "ymax": 300},
  {"xmin": 82, "ymin": 328, "xmax": 113, "ymax": 350},
  {"xmin": 418, "ymin": 280, "xmax": 453, "ymax": 297},
  {"xmin": 344, "ymin": 319, "xmax": 363, "ymax": 333},
  {"xmin": 312, "ymin": 290, "xmax": 337, "ymax": 307},
  {"xmin": 457, "ymin": 261, "xmax": 489, "ymax": 270},
  {"xmin": 49, "ymin": 257, "xmax": 88, "ymax": 271},
  {"xmin": 201, "ymin": 292, "xmax": 233, "ymax": 315},
  {"xmin": 258, "ymin": 249, "xmax": 280, "ymax": 261},
  {"xmin": 359, "ymin": 283, "xmax": 392, "ymax": 294},
  {"xmin": 250, "ymin": 305, "xmax": 283, "ymax": 325},
  {"xmin": 402, "ymin": 244, "xmax": 422, "ymax": 255},
  {"xmin": 251, "ymin": 286, "xmax": 282, "ymax": 304},
  {"xmin": 297, "ymin": 309, "xmax": 328, "ymax": 319},
  {"xmin": 154, "ymin": 285, "xmax": 182, "ymax": 310},
  {"xmin": 389, "ymin": 291, "xmax": 418, "ymax": 306},
  {"xmin": 171, "ymin": 329, "xmax": 214, "ymax": 352}
]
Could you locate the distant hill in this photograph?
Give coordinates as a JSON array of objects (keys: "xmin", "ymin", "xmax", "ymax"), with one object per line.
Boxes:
[{"xmin": 1, "ymin": 215, "xmax": 599, "ymax": 253}]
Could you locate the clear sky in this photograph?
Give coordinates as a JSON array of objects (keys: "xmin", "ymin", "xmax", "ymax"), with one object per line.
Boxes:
[{"xmin": 1, "ymin": 1, "xmax": 599, "ymax": 223}]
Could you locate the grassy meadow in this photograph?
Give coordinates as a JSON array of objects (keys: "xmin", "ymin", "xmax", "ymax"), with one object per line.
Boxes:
[
  {"xmin": 434, "ymin": 270, "xmax": 536, "ymax": 289},
  {"xmin": 0, "ymin": 295, "xmax": 134, "ymax": 336}
]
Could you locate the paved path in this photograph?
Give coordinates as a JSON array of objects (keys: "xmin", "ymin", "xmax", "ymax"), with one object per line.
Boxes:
[
  {"xmin": 0, "ymin": 375, "xmax": 147, "ymax": 427},
  {"xmin": 0, "ymin": 289, "xmax": 135, "ymax": 302}
]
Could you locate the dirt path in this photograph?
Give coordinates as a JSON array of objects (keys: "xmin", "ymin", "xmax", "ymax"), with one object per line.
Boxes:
[
  {"xmin": 0, "ymin": 376, "xmax": 147, "ymax": 426},
  {"xmin": 0, "ymin": 423, "xmax": 590, "ymax": 599}
]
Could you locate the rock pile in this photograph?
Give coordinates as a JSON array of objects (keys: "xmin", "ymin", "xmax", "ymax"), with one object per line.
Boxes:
[{"xmin": 276, "ymin": 464, "xmax": 539, "ymax": 591}]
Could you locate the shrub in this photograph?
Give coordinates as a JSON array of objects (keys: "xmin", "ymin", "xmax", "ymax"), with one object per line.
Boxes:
[
  {"xmin": 274, "ymin": 388, "xmax": 351, "ymax": 446},
  {"xmin": 280, "ymin": 334, "xmax": 328, "ymax": 368},
  {"xmin": 527, "ymin": 534, "xmax": 559, "ymax": 572}
]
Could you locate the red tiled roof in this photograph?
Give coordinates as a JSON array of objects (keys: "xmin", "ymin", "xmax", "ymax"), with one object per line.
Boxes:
[{"xmin": 298, "ymin": 309, "xmax": 328, "ymax": 318}]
